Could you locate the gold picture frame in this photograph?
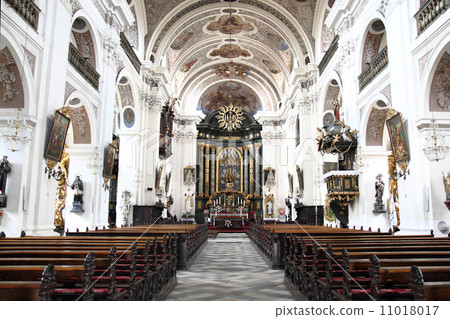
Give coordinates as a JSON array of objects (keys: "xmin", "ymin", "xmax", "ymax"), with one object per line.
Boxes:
[{"xmin": 386, "ymin": 112, "xmax": 410, "ymax": 165}]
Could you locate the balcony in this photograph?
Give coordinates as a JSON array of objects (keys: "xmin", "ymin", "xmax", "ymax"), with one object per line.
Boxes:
[
  {"xmin": 6, "ymin": 0, "xmax": 40, "ymax": 30},
  {"xmin": 415, "ymin": 0, "xmax": 449, "ymax": 35},
  {"xmin": 358, "ymin": 46, "xmax": 389, "ymax": 92},
  {"xmin": 318, "ymin": 35, "xmax": 339, "ymax": 76},
  {"xmin": 68, "ymin": 43, "xmax": 100, "ymax": 90},
  {"xmin": 120, "ymin": 32, "xmax": 141, "ymax": 73}
]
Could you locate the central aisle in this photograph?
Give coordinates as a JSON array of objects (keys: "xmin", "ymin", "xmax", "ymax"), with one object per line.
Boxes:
[{"xmin": 166, "ymin": 233, "xmax": 295, "ymax": 301}]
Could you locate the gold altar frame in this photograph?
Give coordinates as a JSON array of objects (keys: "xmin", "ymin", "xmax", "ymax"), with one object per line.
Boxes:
[{"xmin": 264, "ymin": 194, "xmax": 275, "ymax": 218}]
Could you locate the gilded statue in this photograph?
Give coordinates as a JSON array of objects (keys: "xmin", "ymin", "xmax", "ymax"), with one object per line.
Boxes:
[
  {"xmin": 388, "ymin": 155, "xmax": 400, "ymax": 229},
  {"xmin": 54, "ymin": 149, "xmax": 69, "ymax": 234}
]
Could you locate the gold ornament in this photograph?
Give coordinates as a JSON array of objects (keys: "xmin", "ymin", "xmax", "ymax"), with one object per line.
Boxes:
[{"xmin": 216, "ymin": 104, "xmax": 245, "ymax": 132}]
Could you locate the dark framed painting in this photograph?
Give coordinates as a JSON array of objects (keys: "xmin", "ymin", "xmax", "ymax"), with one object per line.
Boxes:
[
  {"xmin": 296, "ymin": 165, "xmax": 304, "ymax": 192},
  {"xmin": 45, "ymin": 111, "xmax": 70, "ymax": 162},
  {"xmin": 288, "ymin": 173, "xmax": 294, "ymax": 195},
  {"xmin": 155, "ymin": 165, "xmax": 163, "ymax": 189},
  {"xmin": 102, "ymin": 144, "xmax": 117, "ymax": 179},
  {"xmin": 386, "ymin": 113, "xmax": 410, "ymax": 164},
  {"xmin": 165, "ymin": 171, "xmax": 172, "ymax": 194}
]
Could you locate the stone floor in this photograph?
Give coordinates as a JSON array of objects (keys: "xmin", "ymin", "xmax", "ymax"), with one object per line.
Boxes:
[{"xmin": 165, "ymin": 233, "xmax": 295, "ymax": 301}]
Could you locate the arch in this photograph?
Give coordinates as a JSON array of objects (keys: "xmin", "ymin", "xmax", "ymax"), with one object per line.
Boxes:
[
  {"xmin": 146, "ymin": 1, "xmax": 313, "ymax": 65},
  {"xmin": 70, "ymin": 11, "xmax": 103, "ymax": 71},
  {"xmin": 355, "ymin": 12, "xmax": 386, "ymax": 75},
  {"xmin": 0, "ymin": 26, "xmax": 36, "ymax": 117},
  {"xmin": 64, "ymin": 90, "xmax": 98, "ymax": 147},
  {"xmin": 321, "ymin": 78, "xmax": 342, "ymax": 114},
  {"xmin": 115, "ymin": 68, "xmax": 142, "ymax": 132},
  {"xmin": 126, "ymin": 0, "xmax": 148, "ymax": 60},
  {"xmin": 313, "ymin": 0, "xmax": 335, "ymax": 61},
  {"xmin": 420, "ymin": 38, "xmax": 450, "ymax": 119},
  {"xmin": 360, "ymin": 94, "xmax": 392, "ymax": 149}
]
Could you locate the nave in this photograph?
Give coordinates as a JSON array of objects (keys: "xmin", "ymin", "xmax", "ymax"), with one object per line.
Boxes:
[
  {"xmin": 166, "ymin": 233, "xmax": 295, "ymax": 301},
  {"xmin": 2, "ymin": 222, "xmax": 450, "ymax": 301}
]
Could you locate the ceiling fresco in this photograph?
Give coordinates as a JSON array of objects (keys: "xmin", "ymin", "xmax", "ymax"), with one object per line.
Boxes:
[
  {"xmin": 197, "ymin": 81, "xmax": 263, "ymax": 115},
  {"xmin": 139, "ymin": 0, "xmax": 320, "ymax": 113}
]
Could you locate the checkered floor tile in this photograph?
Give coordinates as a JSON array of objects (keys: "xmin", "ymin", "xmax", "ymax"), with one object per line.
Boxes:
[{"xmin": 165, "ymin": 233, "xmax": 295, "ymax": 301}]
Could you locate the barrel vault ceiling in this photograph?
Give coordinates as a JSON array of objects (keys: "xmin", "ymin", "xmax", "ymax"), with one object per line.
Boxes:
[{"xmin": 134, "ymin": 0, "xmax": 324, "ymax": 114}]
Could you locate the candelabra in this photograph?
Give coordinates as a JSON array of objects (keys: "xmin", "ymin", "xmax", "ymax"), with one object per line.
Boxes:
[
  {"xmin": 0, "ymin": 109, "xmax": 33, "ymax": 152},
  {"xmin": 423, "ymin": 119, "xmax": 449, "ymax": 162}
]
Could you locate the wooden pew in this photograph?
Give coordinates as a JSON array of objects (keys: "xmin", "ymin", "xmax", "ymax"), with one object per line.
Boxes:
[
  {"xmin": 283, "ymin": 233, "xmax": 450, "ymax": 301},
  {"xmin": 410, "ymin": 265, "xmax": 450, "ymax": 301}
]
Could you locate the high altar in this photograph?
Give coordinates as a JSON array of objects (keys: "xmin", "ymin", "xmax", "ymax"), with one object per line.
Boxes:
[{"xmin": 195, "ymin": 108, "xmax": 263, "ymax": 227}]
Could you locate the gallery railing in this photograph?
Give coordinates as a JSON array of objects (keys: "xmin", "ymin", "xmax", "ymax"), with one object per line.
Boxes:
[
  {"xmin": 414, "ymin": 0, "xmax": 449, "ymax": 35},
  {"xmin": 318, "ymin": 35, "xmax": 339, "ymax": 76},
  {"xmin": 6, "ymin": 0, "xmax": 40, "ymax": 30},
  {"xmin": 358, "ymin": 46, "xmax": 389, "ymax": 92},
  {"xmin": 68, "ymin": 43, "xmax": 100, "ymax": 90},
  {"xmin": 120, "ymin": 32, "xmax": 141, "ymax": 73}
]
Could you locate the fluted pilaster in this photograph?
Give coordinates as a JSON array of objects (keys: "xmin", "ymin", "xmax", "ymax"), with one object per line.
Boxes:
[
  {"xmin": 210, "ymin": 145, "xmax": 216, "ymax": 195},
  {"xmin": 254, "ymin": 143, "xmax": 261, "ymax": 196},
  {"xmin": 243, "ymin": 145, "xmax": 249, "ymax": 195},
  {"xmin": 204, "ymin": 144, "xmax": 210, "ymax": 197},
  {"xmin": 249, "ymin": 144, "xmax": 254, "ymax": 196},
  {"xmin": 198, "ymin": 143, "xmax": 205, "ymax": 196}
]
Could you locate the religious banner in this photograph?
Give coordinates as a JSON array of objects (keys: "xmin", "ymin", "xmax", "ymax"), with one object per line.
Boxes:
[
  {"xmin": 102, "ymin": 143, "xmax": 116, "ymax": 179},
  {"xmin": 288, "ymin": 173, "xmax": 294, "ymax": 195},
  {"xmin": 296, "ymin": 165, "xmax": 304, "ymax": 192}
]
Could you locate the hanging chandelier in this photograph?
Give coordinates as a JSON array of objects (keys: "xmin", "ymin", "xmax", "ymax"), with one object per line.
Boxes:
[
  {"xmin": 0, "ymin": 108, "xmax": 33, "ymax": 152},
  {"xmin": 423, "ymin": 119, "xmax": 449, "ymax": 162}
]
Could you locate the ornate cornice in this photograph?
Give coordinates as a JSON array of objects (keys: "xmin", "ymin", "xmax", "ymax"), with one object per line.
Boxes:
[
  {"xmin": 174, "ymin": 129, "xmax": 197, "ymax": 141},
  {"xmin": 103, "ymin": 35, "xmax": 121, "ymax": 68}
]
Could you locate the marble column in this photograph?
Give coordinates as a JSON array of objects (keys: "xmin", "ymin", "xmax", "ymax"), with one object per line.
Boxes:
[
  {"xmin": 198, "ymin": 143, "xmax": 205, "ymax": 196},
  {"xmin": 204, "ymin": 144, "xmax": 210, "ymax": 197},
  {"xmin": 243, "ymin": 145, "xmax": 249, "ymax": 195},
  {"xmin": 254, "ymin": 143, "xmax": 261, "ymax": 196},
  {"xmin": 249, "ymin": 144, "xmax": 254, "ymax": 196},
  {"xmin": 210, "ymin": 145, "xmax": 216, "ymax": 196}
]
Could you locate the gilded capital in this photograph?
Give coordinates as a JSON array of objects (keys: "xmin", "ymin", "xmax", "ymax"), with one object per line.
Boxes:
[
  {"xmin": 254, "ymin": 143, "xmax": 261, "ymax": 150},
  {"xmin": 198, "ymin": 142, "xmax": 206, "ymax": 150}
]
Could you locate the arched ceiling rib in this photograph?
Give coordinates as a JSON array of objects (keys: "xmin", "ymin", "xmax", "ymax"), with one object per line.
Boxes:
[{"xmin": 141, "ymin": 0, "xmax": 317, "ymax": 114}]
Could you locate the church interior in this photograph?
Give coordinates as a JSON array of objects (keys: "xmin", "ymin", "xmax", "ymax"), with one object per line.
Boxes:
[{"xmin": 0, "ymin": 0, "xmax": 449, "ymax": 302}]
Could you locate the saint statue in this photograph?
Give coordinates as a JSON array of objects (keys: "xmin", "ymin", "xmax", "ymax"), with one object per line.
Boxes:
[
  {"xmin": 70, "ymin": 175, "xmax": 84, "ymax": 213},
  {"xmin": 443, "ymin": 172, "xmax": 450, "ymax": 200},
  {"xmin": 70, "ymin": 175, "xmax": 83, "ymax": 203},
  {"xmin": 0, "ymin": 156, "xmax": 11, "ymax": 195},
  {"xmin": 267, "ymin": 200, "xmax": 273, "ymax": 216},
  {"xmin": 375, "ymin": 174, "xmax": 384, "ymax": 204}
]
